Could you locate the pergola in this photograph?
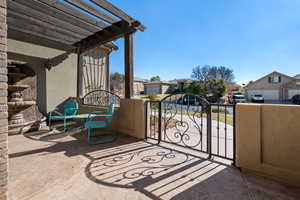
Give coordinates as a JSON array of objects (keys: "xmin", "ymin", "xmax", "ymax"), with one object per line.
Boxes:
[{"xmin": 7, "ymin": 0, "xmax": 145, "ymax": 98}]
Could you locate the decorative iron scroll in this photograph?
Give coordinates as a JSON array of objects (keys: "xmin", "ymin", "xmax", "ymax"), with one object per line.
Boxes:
[
  {"xmin": 87, "ymin": 146, "xmax": 190, "ymax": 187},
  {"xmin": 82, "ymin": 90, "xmax": 120, "ymax": 107},
  {"xmin": 160, "ymin": 94, "xmax": 210, "ymax": 152}
]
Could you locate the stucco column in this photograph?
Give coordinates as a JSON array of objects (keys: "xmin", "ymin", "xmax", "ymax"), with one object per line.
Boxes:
[{"xmin": 0, "ymin": 1, "xmax": 8, "ymax": 199}]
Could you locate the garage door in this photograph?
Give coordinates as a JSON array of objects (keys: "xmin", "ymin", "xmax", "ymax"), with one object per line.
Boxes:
[
  {"xmin": 146, "ymin": 85, "xmax": 160, "ymax": 94},
  {"xmin": 247, "ymin": 90, "xmax": 279, "ymax": 100},
  {"xmin": 288, "ymin": 90, "xmax": 300, "ymax": 99}
]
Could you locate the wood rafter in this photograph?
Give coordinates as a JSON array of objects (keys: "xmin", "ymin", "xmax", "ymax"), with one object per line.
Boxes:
[
  {"xmin": 8, "ymin": 11, "xmax": 84, "ymax": 41},
  {"xmin": 91, "ymin": 0, "xmax": 146, "ymax": 31},
  {"xmin": 64, "ymin": 0, "xmax": 117, "ymax": 24},
  {"xmin": 76, "ymin": 20, "xmax": 137, "ymax": 53},
  {"xmin": 8, "ymin": 0, "xmax": 93, "ymax": 37},
  {"xmin": 39, "ymin": 0, "xmax": 107, "ymax": 29},
  {"xmin": 8, "ymin": 0, "xmax": 145, "ymax": 51}
]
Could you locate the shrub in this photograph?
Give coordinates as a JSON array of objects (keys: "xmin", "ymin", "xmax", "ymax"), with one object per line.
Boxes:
[{"xmin": 148, "ymin": 94, "xmax": 159, "ymax": 101}]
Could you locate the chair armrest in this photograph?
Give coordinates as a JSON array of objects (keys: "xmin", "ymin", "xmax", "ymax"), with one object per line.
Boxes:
[
  {"xmin": 86, "ymin": 112, "xmax": 112, "ymax": 121},
  {"xmin": 63, "ymin": 108, "xmax": 78, "ymax": 116},
  {"xmin": 48, "ymin": 107, "xmax": 62, "ymax": 117},
  {"xmin": 90, "ymin": 111, "xmax": 107, "ymax": 114}
]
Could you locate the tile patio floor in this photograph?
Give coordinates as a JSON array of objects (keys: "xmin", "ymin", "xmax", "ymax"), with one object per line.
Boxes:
[{"xmin": 8, "ymin": 128, "xmax": 300, "ymax": 200}]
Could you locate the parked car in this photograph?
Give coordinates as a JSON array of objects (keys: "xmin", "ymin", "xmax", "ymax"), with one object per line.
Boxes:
[
  {"xmin": 251, "ymin": 94, "xmax": 264, "ymax": 103},
  {"xmin": 232, "ymin": 94, "xmax": 246, "ymax": 103},
  {"xmin": 292, "ymin": 94, "xmax": 300, "ymax": 105},
  {"xmin": 177, "ymin": 95, "xmax": 206, "ymax": 105},
  {"xmin": 206, "ymin": 95, "xmax": 221, "ymax": 103}
]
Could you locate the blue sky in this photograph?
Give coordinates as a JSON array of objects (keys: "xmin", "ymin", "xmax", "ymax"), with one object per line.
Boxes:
[{"xmin": 106, "ymin": 0, "xmax": 300, "ymax": 85}]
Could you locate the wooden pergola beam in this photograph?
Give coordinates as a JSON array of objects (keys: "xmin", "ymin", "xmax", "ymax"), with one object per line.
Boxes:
[
  {"xmin": 64, "ymin": 0, "xmax": 117, "ymax": 24},
  {"xmin": 8, "ymin": 0, "xmax": 145, "ymax": 51},
  {"xmin": 124, "ymin": 34, "xmax": 134, "ymax": 98},
  {"xmin": 8, "ymin": 23, "xmax": 75, "ymax": 45},
  {"xmin": 75, "ymin": 20, "xmax": 136, "ymax": 53},
  {"xmin": 8, "ymin": 12, "xmax": 84, "ymax": 41},
  {"xmin": 91, "ymin": 0, "xmax": 146, "ymax": 31},
  {"xmin": 8, "ymin": 29, "xmax": 75, "ymax": 51},
  {"xmin": 8, "ymin": 0, "xmax": 94, "ymax": 37},
  {"xmin": 40, "ymin": 0, "xmax": 107, "ymax": 29}
]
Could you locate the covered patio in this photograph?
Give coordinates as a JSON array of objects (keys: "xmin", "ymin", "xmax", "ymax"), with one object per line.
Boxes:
[
  {"xmin": 9, "ymin": 128, "xmax": 300, "ymax": 200},
  {"xmin": 1, "ymin": 1, "xmax": 300, "ymax": 200}
]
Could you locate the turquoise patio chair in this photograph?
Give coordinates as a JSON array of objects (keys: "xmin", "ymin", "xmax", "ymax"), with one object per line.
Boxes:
[
  {"xmin": 48, "ymin": 99, "xmax": 79, "ymax": 131},
  {"xmin": 84, "ymin": 103, "xmax": 117, "ymax": 145}
]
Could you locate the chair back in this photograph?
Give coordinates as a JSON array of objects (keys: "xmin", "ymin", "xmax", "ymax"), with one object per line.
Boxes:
[
  {"xmin": 107, "ymin": 103, "xmax": 115, "ymax": 114},
  {"xmin": 63, "ymin": 99, "xmax": 79, "ymax": 116}
]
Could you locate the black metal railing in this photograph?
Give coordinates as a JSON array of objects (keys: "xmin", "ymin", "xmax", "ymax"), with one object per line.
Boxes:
[
  {"xmin": 82, "ymin": 90, "xmax": 120, "ymax": 107},
  {"xmin": 145, "ymin": 94, "xmax": 236, "ymax": 162},
  {"xmin": 210, "ymin": 103, "xmax": 236, "ymax": 161},
  {"xmin": 145, "ymin": 100, "xmax": 161, "ymax": 140}
]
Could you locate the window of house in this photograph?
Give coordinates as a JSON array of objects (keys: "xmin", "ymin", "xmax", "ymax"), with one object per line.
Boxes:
[{"xmin": 269, "ymin": 76, "xmax": 281, "ymax": 83}]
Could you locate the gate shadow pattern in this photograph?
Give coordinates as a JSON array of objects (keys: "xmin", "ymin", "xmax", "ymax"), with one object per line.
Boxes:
[{"xmin": 84, "ymin": 141, "xmax": 237, "ymax": 200}]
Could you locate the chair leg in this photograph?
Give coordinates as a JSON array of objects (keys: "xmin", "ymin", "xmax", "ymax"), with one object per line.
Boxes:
[
  {"xmin": 88, "ymin": 128, "xmax": 92, "ymax": 144},
  {"xmin": 64, "ymin": 118, "xmax": 67, "ymax": 132},
  {"xmin": 48, "ymin": 118, "xmax": 52, "ymax": 131},
  {"xmin": 87, "ymin": 128, "xmax": 117, "ymax": 145}
]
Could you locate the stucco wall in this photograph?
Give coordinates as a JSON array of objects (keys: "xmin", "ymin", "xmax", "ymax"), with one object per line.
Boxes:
[
  {"xmin": 113, "ymin": 99, "xmax": 145, "ymax": 139},
  {"xmin": 45, "ymin": 53, "xmax": 77, "ymax": 112},
  {"xmin": 78, "ymin": 98, "xmax": 145, "ymax": 139},
  {"xmin": 7, "ymin": 39, "xmax": 77, "ymax": 114},
  {"xmin": 8, "ymin": 39, "xmax": 110, "ymax": 114},
  {"xmin": 236, "ymin": 103, "xmax": 300, "ymax": 186}
]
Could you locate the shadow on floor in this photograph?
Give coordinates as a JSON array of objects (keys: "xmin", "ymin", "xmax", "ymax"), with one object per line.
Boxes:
[
  {"xmin": 9, "ymin": 128, "xmax": 300, "ymax": 200},
  {"xmin": 10, "ymin": 128, "xmax": 141, "ymax": 158}
]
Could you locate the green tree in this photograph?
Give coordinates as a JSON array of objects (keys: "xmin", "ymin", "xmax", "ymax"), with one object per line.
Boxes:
[
  {"xmin": 110, "ymin": 72, "xmax": 125, "ymax": 91},
  {"xmin": 205, "ymin": 78, "xmax": 227, "ymax": 99},
  {"xmin": 150, "ymin": 76, "xmax": 161, "ymax": 82},
  {"xmin": 191, "ymin": 65, "xmax": 235, "ymax": 83},
  {"xmin": 184, "ymin": 81, "xmax": 204, "ymax": 95},
  {"xmin": 110, "ymin": 72, "xmax": 124, "ymax": 82}
]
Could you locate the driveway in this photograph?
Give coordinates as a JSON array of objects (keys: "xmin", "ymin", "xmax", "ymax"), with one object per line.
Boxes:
[{"xmin": 161, "ymin": 113, "xmax": 233, "ymax": 159}]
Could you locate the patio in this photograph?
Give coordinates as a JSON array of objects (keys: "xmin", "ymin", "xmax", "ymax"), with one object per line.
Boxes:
[{"xmin": 9, "ymin": 127, "xmax": 300, "ymax": 200}]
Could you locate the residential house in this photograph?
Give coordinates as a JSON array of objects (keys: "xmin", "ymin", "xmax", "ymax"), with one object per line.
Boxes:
[
  {"xmin": 133, "ymin": 77, "xmax": 148, "ymax": 95},
  {"xmin": 226, "ymin": 82, "xmax": 243, "ymax": 95},
  {"xmin": 171, "ymin": 79, "xmax": 193, "ymax": 92},
  {"xmin": 111, "ymin": 77, "xmax": 148, "ymax": 97},
  {"xmin": 244, "ymin": 71, "xmax": 300, "ymax": 101},
  {"xmin": 144, "ymin": 81, "xmax": 177, "ymax": 95},
  {"xmin": 172, "ymin": 79, "xmax": 242, "ymax": 96}
]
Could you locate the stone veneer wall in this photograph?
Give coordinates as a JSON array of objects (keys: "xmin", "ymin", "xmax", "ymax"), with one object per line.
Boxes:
[{"xmin": 0, "ymin": 0, "xmax": 7, "ymax": 199}]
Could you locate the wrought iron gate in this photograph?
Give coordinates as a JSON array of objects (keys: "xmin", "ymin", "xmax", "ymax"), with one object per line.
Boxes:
[{"xmin": 145, "ymin": 94, "xmax": 236, "ymax": 162}]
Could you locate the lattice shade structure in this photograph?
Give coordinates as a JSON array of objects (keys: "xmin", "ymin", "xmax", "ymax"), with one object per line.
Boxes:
[
  {"xmin": 7, "ymin": 0, "xmax": 145, "ymax": 98},
  {"xmin": 7, "ymin": 0, "xmax": 145, "ymax": 51},
  {"xmin": 7, "ymin": 0, "xmax": 144, "ymax": 99}
]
